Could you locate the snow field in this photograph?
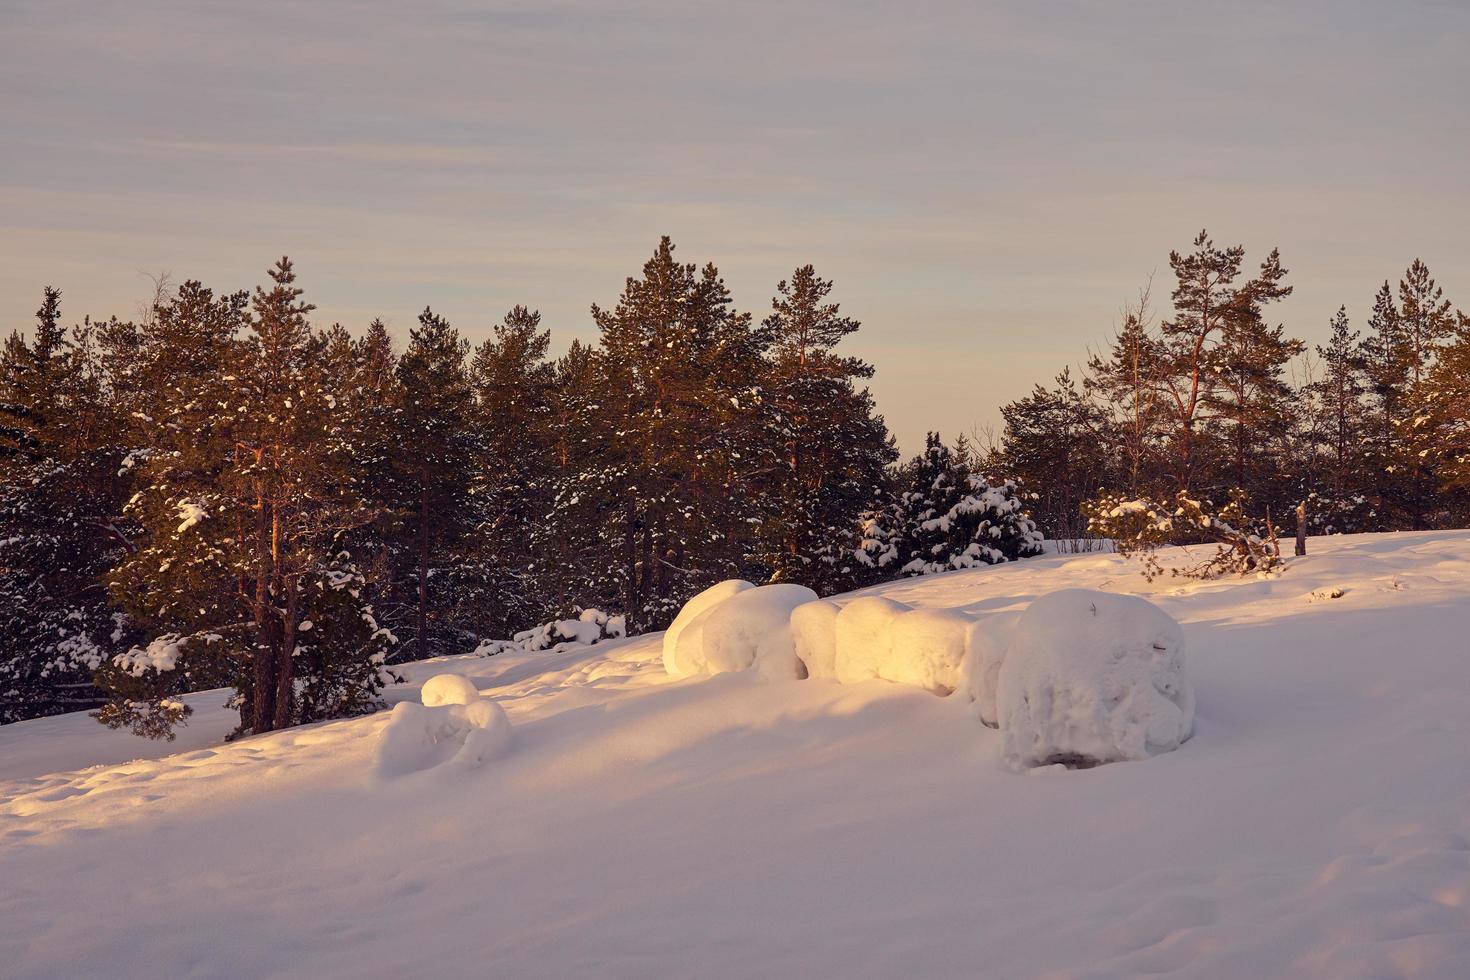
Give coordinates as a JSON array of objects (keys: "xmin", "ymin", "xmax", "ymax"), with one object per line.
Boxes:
[{"xmin": 4, "ymin": 533, "xmax": 1470, "ymax": 977}]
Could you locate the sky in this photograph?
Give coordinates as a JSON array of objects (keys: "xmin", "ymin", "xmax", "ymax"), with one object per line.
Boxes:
[{"xmin": 3, "ymin": 0, "xmax": 1468, "ymax": 455}]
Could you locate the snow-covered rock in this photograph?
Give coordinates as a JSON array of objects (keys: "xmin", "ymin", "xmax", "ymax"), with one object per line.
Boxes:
[
  {"xmin": 420, "ymin": 672, "xmax": 482, "ymax": 707},
  {"xmin": 376, "ymin": 673, "xmax": 512, "ymax": 777},
  {"xmin": 833, "ymin": 596, "xmax": 906, "ymax": 685},
  {"xmin": 883, "ymin": 607, "xmax": 972, "ymax": 694},
  {"xmin": 667, "ymin": 583, "xmax": 818, "ymax": 679},
  {"xmin": 956, "ymin": 611, "xmax": 1021, "ymax": 727},
  {"xmin": 833, "ymin": 597, "xmax": 972, "ymax": 694},
  {"xmin": 790, "ymin": 599, "xmax": 840, "ymax": 679},
  {"xmin": 998, "ymin": 589, "xmax": 1193, "ymax": 769},
  {"xmin": 662, "ymin": 580, "xmax": 754, "ymax": 676}
]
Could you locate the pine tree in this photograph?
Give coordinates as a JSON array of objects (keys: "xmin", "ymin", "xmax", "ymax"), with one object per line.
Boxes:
[
  {"xmin": 1084, "ymin": 295, "xmax": 1168, "ymax": 497},
  {"xmin": 755, "ymin": 265, "xmax": 896, "ymax": 591},
  {"xmin": 98, "ymin": 265, "xmax": 393, "ymax": 738},
  {"xmin": 1414, "ymin": 309, "xmax": 1470, "ymax": 501},
  {"xmin": 462, "ymin": 305, "xmax": 558, "ymax": 636},
  {"xmin": 1201, "ymin": 246, "xmax": 1301, "ymax": 508},
  {"xmin": 1155, "ymin": 232, "xmax": 1293, "ymax": 495},
  {"xmin": 591, "ymin": 237, "xmax": 772, "ymax": 627}
]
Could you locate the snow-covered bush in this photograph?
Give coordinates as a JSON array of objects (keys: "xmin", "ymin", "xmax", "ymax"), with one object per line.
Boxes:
[
  {"xmin": 790, "ymin": 599, "xmax": 840, "ymax": 679},
  {"xmin": 376, "ymin": 673, "xmax": 512, "ymax": 778},
  {"xmin": 1083, "ymin": 489, "xmax": 1282, "ymax": 581},
  {"xmin": 475, "ymin": 608, "xmax": 627, "ymax": 657},
  {"xmin": 833, "ymin": 597, "xmax": 970, "ymax": 694},
  {"xmin": 997, "ymin": 589, "xmax": 1193, "ymax": 769},
  {"xmin": 665, "ymin": 582, "xmax": 818, "ymax": 679}
]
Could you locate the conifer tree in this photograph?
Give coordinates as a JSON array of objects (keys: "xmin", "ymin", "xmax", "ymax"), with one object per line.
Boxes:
[
  {"xmin": 1303, "ymin": 307, "xmax": 1372, "ymax": 530},
  {"xmin": 996, "ymin": 368, "xmax": 1108, "ymax": 540},
  {"xmin": 98, "ymin": 265, "xmax": 392, "ymax": 738},
  {"xmin": 392, "ymin": 307, "xmax": 480, "ymax": 657},
  {"xmin": 1201, "ymin": 246, "xmax": 1301, "ymax": 506},
  {"xmin": 591, "ymin": 237, "xmax": 771, "ymax": 627},
  {"xmin": 756, "ymin": 265, "xmax": 895, "ymax": 591},
  {"xmin": 0, "ymin": 291, "xmax": 132, "ymax": 721}
]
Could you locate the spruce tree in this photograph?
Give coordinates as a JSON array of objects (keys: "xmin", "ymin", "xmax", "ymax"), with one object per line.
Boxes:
[
  {"xmin": 392, "ymin": 306, "xmax": 480, "ymax": 657},
  {"xmin": 1303, "ymin": 307, "xmax": 1372, "ymax": 531}
]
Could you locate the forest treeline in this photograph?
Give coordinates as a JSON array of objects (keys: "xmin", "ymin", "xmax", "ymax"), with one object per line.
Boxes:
[
  {"xmin": 984, "ymin": 231, "xmax": 1470, "ymax": 544},
  {"xmin": 0, "ymin": 237, "xmax": 1038, "ymax": 734},
  {"xmin": 4, "ymin": 230, "xmax": 1466, "ymax": 736}
]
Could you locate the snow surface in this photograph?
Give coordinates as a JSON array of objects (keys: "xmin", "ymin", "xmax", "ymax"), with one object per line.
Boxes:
[
  {"xmin": 4, "ymin": 532, "xmax": 1470, "ymax": 978},
  {"xmin": 998, "ymin": 589, "xmax": 1194, "ymax": 768}
]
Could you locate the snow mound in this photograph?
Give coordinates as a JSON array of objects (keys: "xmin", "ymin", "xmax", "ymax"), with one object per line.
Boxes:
[
  {"xmin": 420, "ymin": 672, "xmax": 482, "ymax": 707},
  {"xmin": 998, "ymin": 589, "xmax": 1193, "ymax": 769},
  {"xmin": 662, "ymin": 579, "xmax": 754, "ymax": 676},
  {"xmin": 884, "ymin": 606, "xmax": 972, "ymax": 694},
  {"xmin": 956, "ymin": 610, "xmax": 1021, "ymax": 727},
  {"xmin": 833, "ymin": 596, "xmax": 905, "ymax": 684},
  {"xmin": 376, "ymin": 674, "xmax": 512, "ymax": 778},
  {"xmin": 833, "ymin": 597, "xmax": 972, "ymax": 694},
  {"xmin": 667, "ymin": 583, "xmax": 819, "ymax": 679},
  {"xmin": 790, "ymin": 599, "xmax": 840, "ymax": 679}
]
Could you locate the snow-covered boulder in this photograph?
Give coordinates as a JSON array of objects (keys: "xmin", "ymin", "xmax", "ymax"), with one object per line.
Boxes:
[
  {"xmin": 791, "ymin": 599, "xmax": 840, "ymax": 680},
  {"xmin": 884, "ymin": 607, "xmax": 972, "ymax": 694},
  {"xmin": 998, "ymin": 589, "xmax": 1193, "ymax": 769},
  {"xmin": 420, "ymin": 672, "xmax": 482, "ymax": 707},
  {"xmin": 663, "ymin": 580, "xmax": 754, "ymax": 676},
  {"xmin": 956, "ymin": 610, "xmax": 1022, "ymax": 727},
  {"xmin": 833, "ymin": 596, "xmax": 906, "ymax": 684},
  {"xmin": 376, "ymin": 673, "xmax": 512, "ymax": 778},
  {"xmin": 832, "ymin": 598, "xmax": 970, "ymax": 693},
  {"xmin": 667, "ymin": 583, "xmax": 819, "ymax": 679}
]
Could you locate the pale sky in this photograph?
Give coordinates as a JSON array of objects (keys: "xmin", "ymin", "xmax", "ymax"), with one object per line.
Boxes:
[{"xmin": 3, "ymin": 0, "xmax": 1468, "ymax": 454}]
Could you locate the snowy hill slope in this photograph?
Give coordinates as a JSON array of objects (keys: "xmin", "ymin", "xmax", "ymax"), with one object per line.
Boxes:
[{"xmin": 3, "ymin": 532, "xmax": 1470, "ymax": 978}]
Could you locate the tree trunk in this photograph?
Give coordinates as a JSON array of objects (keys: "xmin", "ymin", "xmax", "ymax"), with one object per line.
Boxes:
[
  {"xmin": 1295, "ymin": 501, "xmax": 1307, "ymax": 557},
  {"xmin": 418, "ymin": 471, "xmax": 429, "ymax": 659},
  {"xmin": 251, "ymin": 480, "xmax": 277, "ymax": 734},
  {"xmin": 273, "ymin": 578, "xmax": 297, "ymax": 731}
]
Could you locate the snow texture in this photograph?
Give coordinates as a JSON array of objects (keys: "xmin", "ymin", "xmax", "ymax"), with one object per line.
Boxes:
[{"xmin": 998, "ymin": 589, "xmax": 1194, "ymax": 769}]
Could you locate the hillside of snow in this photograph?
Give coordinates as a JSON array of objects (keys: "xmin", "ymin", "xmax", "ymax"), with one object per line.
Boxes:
[{"xmin": 4, "ymin": 532, "xmax": 1470, "ymax": 978}]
